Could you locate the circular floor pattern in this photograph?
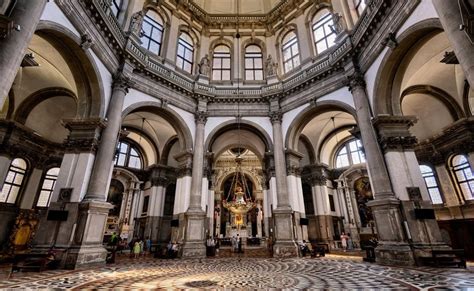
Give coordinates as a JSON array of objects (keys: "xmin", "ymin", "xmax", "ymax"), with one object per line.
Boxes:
[{"xmin": 1, "ymin": 257, "xmax": 473, "ymax": 290}]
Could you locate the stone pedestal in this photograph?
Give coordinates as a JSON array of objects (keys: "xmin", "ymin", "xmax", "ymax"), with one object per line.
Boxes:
[
  {"xmin": 272, "ymin": 208, "xmax": 298, "ymax": 257},
  {"xmin": 368, "ymin": 198, "xmax": 415, "ymax": 266},
  {"xmin": 181, "ymin": 210, "xmax": 206, "ymax": 258},
  {"xmin": 266, "ymin": 75, "xmax": 279, "ymax": 85},
  {"xmin": 63, "ymin": 201, "xmax": 112, "ymax": 269}
]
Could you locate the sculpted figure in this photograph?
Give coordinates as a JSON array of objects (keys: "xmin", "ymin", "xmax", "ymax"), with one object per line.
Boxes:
[{"xmin": 198, "ymin": 54, "xmax": 210, "ymax": 75}]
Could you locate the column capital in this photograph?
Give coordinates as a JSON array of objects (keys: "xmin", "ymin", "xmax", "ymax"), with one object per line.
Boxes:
[
  {"xmin": 63, "ymin": 118, "xmax": 107, "ymax": 153},
  {"xmin": 301, "ymin": 163, "xmax": 329, "ymax": 186},
  {"xmin": 269, "ymin": 110, "xmax": 283, "ymax": 124},
  {"xmin": 373, "ymin": 115, "xmax": 418, "ymax": 152},
  {"xmin": 112, "ymin": 72, "xmax": 133, "ymax": 94},
  {"xmin": 347, "ymin": 71, "xmax": 366, "ymax": 92},
  {"xmin": 195, "ymin": 111, "xmax": 208, "ymax": 125}
]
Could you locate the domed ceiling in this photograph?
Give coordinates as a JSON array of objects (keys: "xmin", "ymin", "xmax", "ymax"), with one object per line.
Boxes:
[{"xmin": 191, "ymin": 0, "xmax": 283, "ymax": 14}]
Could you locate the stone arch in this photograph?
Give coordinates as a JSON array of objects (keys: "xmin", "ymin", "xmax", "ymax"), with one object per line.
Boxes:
[
  {"xmin": 401, "ymin": 85, "xmax": 465, "ymax": 120},
  {"xmin": 121, "ymin": 102, "xmax": 193, "ymax": 153},
  {"xmin": 285, "ymin": 100, "xmax": 357, "ymax": 152},
  {"xmin": 204, "ymin": 119, "xmax": 274, "ymax": 161},
  {"xmin": 35, "ymin": 20, "xmax": 105, "ymax": 118},
  {"xmin": 216, "ymin": 169, "xmax": 263, "ymax": 199},
  {"xmin": 320, "ymin": 125, "xmax": 358, "ymax": 167},
  {"xmin": 14, "ymin": 87, "xmax": 78, "ymax": 124},
  {"xmin": 372, "ymin": 18, "xmax": 443, "ymax": 116},
  {"xmin": 121, "ymin": 125, "xmax": 160, "ymax": 166},
  {"xmin": 160, "ymin": 135, "xmax": 179, "ymax": 165}
]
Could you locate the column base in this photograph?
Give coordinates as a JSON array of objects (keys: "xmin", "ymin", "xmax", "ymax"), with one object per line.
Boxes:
[
  {"xmin": 272, "ymin": 207, "xmax": 298, "ymax": 258},
  {"xmin": 181, "ymin": 208, "xmax": 206, "ymax": 258},
  {"xmin": 63, "ymin": 245, "xmax": 108, "ymax": 269},
  {"xmin": 375, "ymin": 242, "xmax": 415, "ymax": 266},
  {"xmin": 63, "ymin": 201, "xmax": 112, "ymax": 269}
]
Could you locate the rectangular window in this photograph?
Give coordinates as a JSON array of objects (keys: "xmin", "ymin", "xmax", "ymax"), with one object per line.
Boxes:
[
  {"xmin": 328, "ymin": 194, "xmax": 336, "ymax": 212},
  {"xmin": 142, "ymin": 195, "xmax": 150, "ymax": 215}
]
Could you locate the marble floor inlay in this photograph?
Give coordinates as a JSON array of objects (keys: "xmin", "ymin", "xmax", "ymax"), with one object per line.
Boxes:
[{"xmin": 1, "ymin": 256, "xmax": 473, "ymax": 290}]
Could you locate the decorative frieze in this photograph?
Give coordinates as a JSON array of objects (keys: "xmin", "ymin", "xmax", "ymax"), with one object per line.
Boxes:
[
  {"xmin": 63, "ymin": 118, "xmax": 107, "ymax": 153},
  {"xmin": 415, "ymin": 117, "xmax": 474, "ymax": 165}
]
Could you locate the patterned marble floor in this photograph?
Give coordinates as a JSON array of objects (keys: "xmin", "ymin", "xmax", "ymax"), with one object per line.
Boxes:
[{"xmin": 1, "ymin": 255, "xmax": 474, "ymax": 290}]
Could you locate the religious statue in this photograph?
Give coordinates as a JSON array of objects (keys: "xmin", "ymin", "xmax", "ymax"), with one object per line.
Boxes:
[
  {"xmin": 198, "ymin": 54, "xmax": 210, "ymax": 75},
  {"xmin": 265, "ymin": 54, "xmax": 278, "ymax": 76},
  {"xmin": 129, "ymin": 10, "xmax": 145, "ymax": 36},
  {"xmin": 330, "ymin": 13, "xmax": 344, "ymax": 35}
]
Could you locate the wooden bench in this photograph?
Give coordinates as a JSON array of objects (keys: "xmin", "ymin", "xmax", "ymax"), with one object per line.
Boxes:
[{"xmin": 420, "ymin": 249, "xmax": 466, "ymax": 268}]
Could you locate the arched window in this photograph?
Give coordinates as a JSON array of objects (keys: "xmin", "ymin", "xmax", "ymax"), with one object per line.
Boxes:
[
  {"xmin": 176, "ymin": 32, "xmax": 194, "ymax": 74},
  {"xmin": 36, "ymin": 167, "xmax": 60, "ymax": 207},
  {"xmin": 353, "ymin": 0, "xmax": 367, "ymax": 16},
  {"xmin": 312, "ymin": 10, "xmax": 337, "ymax": 54},
  {"xmin": 245, "ymin": 45, "xmax": 263, "ymax": 81},
  {"xmin": 111, "ymin": 0, "xmax": 122, "ymax": 18},
  {"xmin": 419, "ymin": 165, "xmax": 443, "ymax": 204},
  {"xmin": 212, "ymin": 45, "xmax": 231, "ymax": 81},
  {"xmin": 335, "ymin": 139, "xmax": 365, "ymax": 168},
  {"xmin": 115, "ymin": 141, "xmax": 143, "ymax": 169},
  {"xmin": 140, "ymin": 10, "xmax": 164, "ymax": 55},
  {"xmin": 282, "ymin": 31, "xmax": 300, "ymax": 73},
  {"xmin": 1, "ymin": 158, "xmax": 28, "ymax": 204},
  {"xmin": 451, "ymin": 154, "xmax": 474, "ymax": 200}
]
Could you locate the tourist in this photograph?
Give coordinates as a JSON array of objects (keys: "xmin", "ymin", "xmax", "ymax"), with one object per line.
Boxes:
[
  {"xmin": 145, "ymin": 236, "xmax": 152, "ymax": 255},
  {"xmin": 347, "ymin": 233, "xmax": 353, "ymax": 251},
  {"xmin": 231, "ymin": 235, "xmax": 237, "ymax": 253},
  {"xmin": 133, "ymin": 241, "xmax": 140, "ymax": 259},
  {"xmin": 340, "ymin": 232, "xmax": 348, "ymax": 252}
]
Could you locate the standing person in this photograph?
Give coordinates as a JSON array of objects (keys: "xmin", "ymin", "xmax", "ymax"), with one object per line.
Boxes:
[
  {"xmin": 145, "ymin": 236, "xmax": 152, "ymax": 255},
  {"xmin": 133, "ymin": 241, "xmax": 140, "ymax": 259},
  {"xmin": 139, "ymin": 239, "xmax": 144, "ymax": 256},
  {"xmin": 231, "ymin": 235, "xmax": 237, "ymax": 253},
  {"xmin": 237, "ymin": 235, "xmax": 242, "ymax": 254},
  {"xmin": 340, "ymin": 232, "xmax": 348, "ymax": 252},
  {"xmin": 347, "ymin": 233, "xmax": 353, "ymax": 251}
]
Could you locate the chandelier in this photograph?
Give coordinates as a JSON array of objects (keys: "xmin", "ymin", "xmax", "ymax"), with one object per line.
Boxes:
[
  {"xmin": 222, "ymin": 0, "xmax": 256, "ymax": 216},
  {"xmin": 223, "ymin": 156, "xmax": 256, "ymax": 215}
]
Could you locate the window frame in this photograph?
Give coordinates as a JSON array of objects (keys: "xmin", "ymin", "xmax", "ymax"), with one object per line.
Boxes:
[
  {"xmin": 36, "ymin": 167, "xmax": 60, "ymax": 208},
  {"xmin": 1, "ymin": 158, "xmax": 28, "ymax": 204},
  {"xmin": 110, "ymin": 0, "xmax": 122, "ymax": 18},
  {"xmin": 419, "ymin": 165, "xmax": 444, "ymax": 205},
  {"xmin": 140, "ymin": 11, "xmax": 164, "ymax": 56},
  {"xmin": 312, "ymin": 11, "xmax": 337, "ymax": 55},
  {"xmin": 176, "ymin": 32, "xmax": 194, "ymax": 74},
  {"xmin": 335, "ymin": 139, "xmax": 366, "ymax": 168},
  {"xmin": 114, "ymin": 140, "xmax": 144, "ymax": 170},
  {"xmin": 353, "ymin": 0, "xmax": 367, "ymax": 17},
  {"xmin": 450, "ymin": 154, "xmax": 474, "ymax": 201},
  {"xmin": 244, "ymin": 44, "xmax": 264, "ymax": 81},
  {"xmin": 281, "ymin": 31, "xmax": 300, "ymax": 74},
  {"xmin": 212, "ymin": 45, "xmax": 232, "ymax": 81}
]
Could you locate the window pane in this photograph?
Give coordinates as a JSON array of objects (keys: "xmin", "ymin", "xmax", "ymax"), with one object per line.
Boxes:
[
  {"xmin": 117, "ymin": 154, "xmax": 126, "ymax": 166},
  {"xmin": 283, "ymin": 48, "xmax": 291, "ymax": 61},
  {"xmin": 425, "ymin": 177, "xmax": 437, "ymax": 188},
  {"xmin": 14, "ymin": 174, "xmax": 24, "ymax": 185},
  {"xmin": 428, "ymin": 189, "xmax": 443, "ymax": 204},
  {"xmin": 245, "ymin": 71, "xmax": 253, "ymax": 80},
  {"xmin": 293, "ymin": 56, "xmax": 300, "ymax": 67},
  {"xmin": 284, "ymin": 61, "xmax": 292, "ymax": 73},
  {"xmin": 222, "ymin": 58, "xmax": 231, "ymax": 68},
  {"xmin": 36, "ymin": 191, "xmax": 51, "ymax": 207},
  {"xmin": 213, "ymin": 59, "xmax": 221, "ymax": 69},
  {"xmin": 351, "ymin": 152, "xmax": 361, "ymax": 164},
  {"xmin": 456, "ymin": 171, "xmax": 466, "ymax": 182},
  {"xmin": 5, "ymin": 172, "xmax": 14, "ymax": 183},
  {"xmin": 222, "ymin": 70, "xmax": 231, "ymax": 80},
  {"xmin": 254, "ymin": 59, "xmax": 263, "ymax": 69},
  {"xmin": 254, "ymin": 71, "xmax": 263, "ymax": 80},
  {"xmin": 213, "ymin": 71, "xmax": 221, "ymax": 80},
  {"xmin": 245, "ymin": 59, "xmax": 253, "ymax": 68},
  {"xmin": 291, "ymin": 44, "xmax": 299, "ymax": 56},
  {"xmin": 7, "ymin": 186, "xmax": 19, "ymax": 204},
  {"xmin": 183, "ymin": 62, "xmax": 192, "ymax": 73},
  {"xmin": 0, "ymin": 184, "xmax": 11, "ymax": 202}
]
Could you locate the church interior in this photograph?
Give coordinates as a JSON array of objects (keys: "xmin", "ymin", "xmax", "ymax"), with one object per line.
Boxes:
[{"xmin": 0, "ymin": 0, "xmax": 473, "ymax": 289}]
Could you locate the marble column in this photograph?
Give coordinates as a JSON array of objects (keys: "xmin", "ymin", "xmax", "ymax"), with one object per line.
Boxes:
[
  {"xmin": 373, "ymin": 115, "xmax": 449, "ymax": 260},
  {"xmin": 20, "ymin": 167, "xmax": 44, "ymax": 209},
  {"xmin": 0, "ymin": 0, "xmax": 47, "ymax": 109},
  {"xmin": 349, "ymin": 72, "xmax": 414, "ymax": 265},
  {"xmin": 63, "ymin": 72, "xmax": 131, "ymax": 269},
  {"xmin": 432, "ymin": 0, "xmax": 474, "ymax": 87},
  {"xmin": 269, "ymin": 111, "xmax": 298, "ymax": 257},
  {"xmin": 85, "ymin": 73, "xmax": 132, "ymax": 201},
  {"xmin": 181, "ymin": 111, "xmax": 207, "ymax": 258}
]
